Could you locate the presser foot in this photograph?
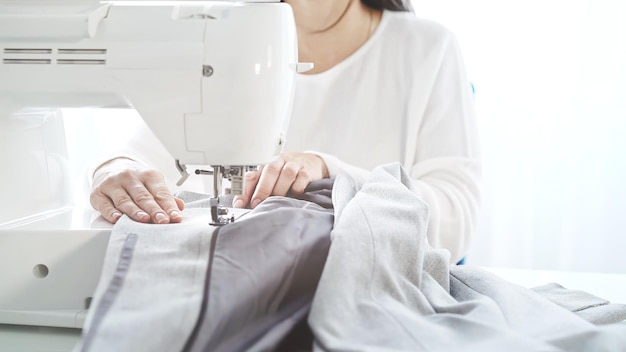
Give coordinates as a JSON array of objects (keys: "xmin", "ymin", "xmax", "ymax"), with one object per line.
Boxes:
[{"xmin": 209, "ymin": 197, "xmax": 235, "ymax": 226}]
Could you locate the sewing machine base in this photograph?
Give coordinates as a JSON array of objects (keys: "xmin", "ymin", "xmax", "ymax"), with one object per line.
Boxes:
[{"xmin": 0, "ymin": 207, "xmax": 111, "ymax": 329}]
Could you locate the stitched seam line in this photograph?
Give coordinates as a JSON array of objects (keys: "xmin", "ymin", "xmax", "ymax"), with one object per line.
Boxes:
[
  {"xmin": 80, "ymin": 233, "xmax": 138, "ymax": 352},
  {"xmin": 182, "ymin": 226, "xmax": 221, "ymax": 352}
]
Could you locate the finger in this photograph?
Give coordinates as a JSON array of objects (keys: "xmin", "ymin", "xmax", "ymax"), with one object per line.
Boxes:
[
  {"xmin": 90, "ymin": 191, "xmax": 123, "ymax": 224},
  {"xmin": 143, "ymin": 171, "xmax": 183, "ymax": 223},
  {"xmin": 232, "ymin": 169, "xmax": 261, "ymax": 208},
  {"xmin": 100, "ymin": 185, "xmax": 151, "ymax": 223},
  {"xmin": 271, "ymin": 161, "xmax": 301, "ymax": 196},
  {"xmin": 169, "ymin": 197, "xmax": 186, "ymax": 223},
  {"xmin": 95, "ymin": 170, "xmax": 153, "ymax": 223},
  {"xmin": 290, "ymin": 170, "xmax": 312, "ymax": 195},
  {"xmin": 123, "ymin": 182, "xmax": 173, "ymax": 224},
  {"xmin": 300, "ymin": 175, "xmax": 327, "ymax": 192},
  {"xmin": 250, "ymin": 160, "xmax": 285, "ymax": 208},
  {"xmin": 175, "ymin": 197, "xmax": 185, "ymax": 210}
]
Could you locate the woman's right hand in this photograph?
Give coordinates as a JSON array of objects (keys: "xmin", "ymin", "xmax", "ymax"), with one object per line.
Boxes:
[{"xmin": 90, "ymin": 158, "xmax": 185, "ymax": 224}]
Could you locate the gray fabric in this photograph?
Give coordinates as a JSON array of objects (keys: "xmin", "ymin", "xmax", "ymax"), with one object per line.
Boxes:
[
  {"xmin": 74, "ymin": 209, "xmax": 217, "ymax": 352},
  {"xmin": 184, "ymin": 197, "xmax": 333, "ymax": 352},
  {"xmin": 309, "ymin": 162, "xmax": 626, "ymax": 352},
  {"xmin": 76, "ymin": 163, "xmax": 626, "ymax": 351},
  {"xmin": 289, "ymin": 178, "xmax": 335, "ymax": 209},
  {"xmin": 79, "ymin": 233, "xmax": 138, "ymax": 352},
  {"xmin": 532, "ymin": 283, "xmax": 626, "ymax": 325},
  {"xmin": 75, "ymin": 187, "xmax": 333, "ymax": 352}
]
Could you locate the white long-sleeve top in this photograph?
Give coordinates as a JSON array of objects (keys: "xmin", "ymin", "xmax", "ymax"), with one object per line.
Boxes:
[
  {"xmin": 92, "ymin": 10, "xmax": 480, "ymax": 263},
  {"xmin": 285, "ymin": 10, "xmax": 481, "ymax": 263}
]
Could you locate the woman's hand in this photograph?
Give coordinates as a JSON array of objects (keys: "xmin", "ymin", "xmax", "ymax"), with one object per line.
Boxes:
[
  {"xmin": 232, "ymin": 152, "xmax": 329, "ymax": 209},
  {"xmin": 90, "ymin": 158, "xmax": 184, "ymax": 224}
]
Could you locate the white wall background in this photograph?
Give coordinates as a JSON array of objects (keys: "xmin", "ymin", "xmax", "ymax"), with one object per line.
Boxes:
[{"xmin": 411, "ymin": 0, "xmax": 626, "ymax": 273}]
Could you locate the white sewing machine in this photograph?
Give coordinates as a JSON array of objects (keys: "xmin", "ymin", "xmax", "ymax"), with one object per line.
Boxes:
[{"xmin": 0, "ymin": 0, "xmax": 307, "ymax": 343}]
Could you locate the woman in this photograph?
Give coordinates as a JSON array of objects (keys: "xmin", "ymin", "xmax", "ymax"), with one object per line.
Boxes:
[{"xmin": 90, "ymin": 0, "xmax": 480, "ymax": 263}]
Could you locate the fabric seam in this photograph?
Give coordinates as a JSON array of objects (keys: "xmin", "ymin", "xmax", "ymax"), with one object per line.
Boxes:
[
  {"xmin": 182, "ymin": 226, "xmax": 221, "ymax": 352},
  {"xmin": 79, "ymin": 233, "xmax": 139, "ymax": 352}
]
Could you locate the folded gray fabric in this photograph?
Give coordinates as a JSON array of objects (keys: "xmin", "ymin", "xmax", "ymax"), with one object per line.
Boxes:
[
  {"xmin": 532, "ymin": 283, "xmax": 626, "ymax": 325},
  {"xmin": 309, "ymin": 162, "xmax": 626, "ymax": 352},
  {"xmin": 75, "ymin": 163, "xmax": 626, "ymax": 352}
]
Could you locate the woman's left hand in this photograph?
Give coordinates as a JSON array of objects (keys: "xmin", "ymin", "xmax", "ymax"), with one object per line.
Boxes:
[{"xmin": 232, "ymin": 152, "xmax": 329, "ymax": 209}]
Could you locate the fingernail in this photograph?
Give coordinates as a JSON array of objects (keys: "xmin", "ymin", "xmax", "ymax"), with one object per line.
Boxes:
[
  {"xmin": 169, "ymin": 210, "xmax": 182, "ymax": 220},
  {"xmin": 155, "ymin": 212, "xmax": 168, "ymax": 224},
  {"xmin": 233, "ymin": 199, "xmax": 244, "ymax": 208},
  {"xmin": 111, "ymin": 212, "xmax": 122, "ymax": 219},
  {"xmin": 251, "ymin": 199, "xmax": 261, "ymax": 208},
  {"xmin": 136, "ymin": 211, "xmax": 150, "ymax": 221}
]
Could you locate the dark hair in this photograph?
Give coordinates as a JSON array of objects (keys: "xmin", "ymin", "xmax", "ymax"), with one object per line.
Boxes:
[{"xmin": 361, "ymin": 0, "xmax": 413, "ymax": 11}]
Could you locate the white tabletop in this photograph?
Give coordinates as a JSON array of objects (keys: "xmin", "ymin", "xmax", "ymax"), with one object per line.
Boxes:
[{"xmin": 0, "ymin": 324, "xmax": 80, "ymax": 352}]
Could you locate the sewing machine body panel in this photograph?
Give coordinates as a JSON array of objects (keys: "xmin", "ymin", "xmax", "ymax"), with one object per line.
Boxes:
[
  {"xmin": 0, "ymin": 0, "xmax": 297, "ymax": 328},
  {"xmin": 1, "ymin": 1, "xmax": 297, "ymax": 166}
]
